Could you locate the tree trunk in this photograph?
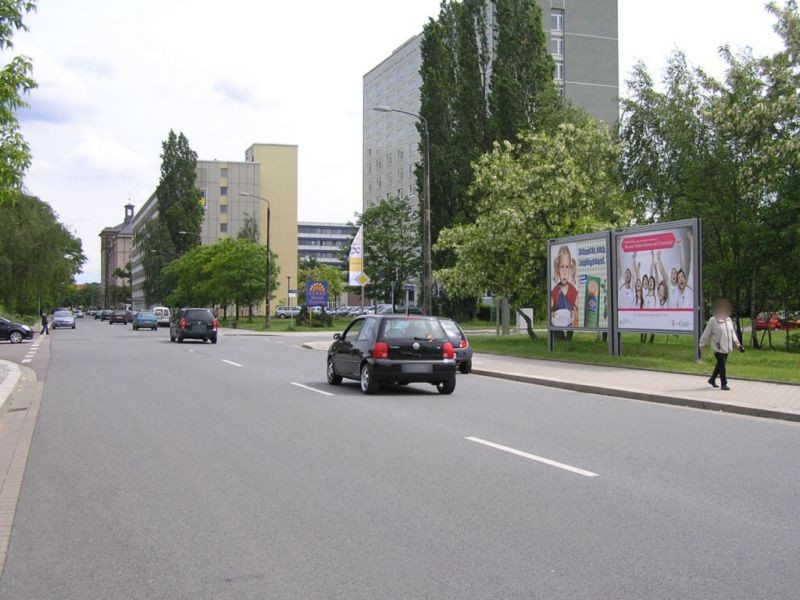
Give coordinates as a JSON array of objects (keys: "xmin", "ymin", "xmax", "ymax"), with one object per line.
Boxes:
[{"xmin": 516, "ymin": 308, "xmax": 537, "ymax": 341}]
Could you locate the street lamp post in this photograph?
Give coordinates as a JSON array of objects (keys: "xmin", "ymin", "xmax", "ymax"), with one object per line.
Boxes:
[
  {"xmin": 239, "ymin": 192, "xmax": 272, "ymax": 328},
  {"xmin": 373, "ymin": 105, "xmax": 432, "ymax": 316}
]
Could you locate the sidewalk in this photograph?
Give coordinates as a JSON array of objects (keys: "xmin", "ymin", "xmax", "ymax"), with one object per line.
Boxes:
[
  {"xmin": 301, "ymin": 341, "xmax": 800, "ymax": 423},
  {"xmin": 0, "ymin": 360, "xmax": 21, "ymax": 413}
]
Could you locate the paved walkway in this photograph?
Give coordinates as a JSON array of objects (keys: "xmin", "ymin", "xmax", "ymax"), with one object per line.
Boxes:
[{"xmin": 301, "ymin": 340, "xmax": 800, "ymax": 422}]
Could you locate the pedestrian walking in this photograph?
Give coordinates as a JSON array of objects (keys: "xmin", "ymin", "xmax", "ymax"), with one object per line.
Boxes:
[
  {"xmin": 40, "ymin": 311, "xmax": 50, "ymax": 335},
  {"xmin": 699, "ymin": 298, "xmax": 742, "ymax": 391}
]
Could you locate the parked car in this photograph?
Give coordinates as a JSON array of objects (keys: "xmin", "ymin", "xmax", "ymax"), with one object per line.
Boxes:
[
  {"xmin": 94, "ymin": 310, "xmax": 103, "ymax": 320},
  {"xmin": 101, "ymin": 309, "xmax": 112, "ymax": 321},
  {"xmin": 437, "ymin": 317, "xmax": 472, "ymax": 374},
  {"xmin": 275, "ymin": 305, "xmax": 301, "ymax": 319},
  {"xmin": 0, "ymin": 316, "xmax": 34, "ymax": 344},
  {"xmin": 170, "ymin": 308, "xmax": 218, "ymax": 344},
  {"xmin": 51, "ymin": 310, "xmax": 76, "ymax": 329},
  {"xmin": 326, "ymin": 315, "xmax": 457, "ymax": 395},
  {"xmin": 153, "ymin": 306, "xmax": 171, "ymax": 327},
  {"xmin": 754, "ymin": 312, "xmax": 781, "ymax": 331},
  {"xmin": 394, "ymin": 305, "xmax": 424, "ymax": 315},
  {"xmin": 132, "ymin": 310, "xmax": 158, "ymax": 331},
  {"xmin": 109, "ymin": 309, "xmax": 127, "ymax": 325},
  {"xmin": 74, "ymin": 309, "xmax": 84, "ymax": 318},
  {"xmin": 777, "ymin": 311, "xmax": 800, "ymax": 330}
]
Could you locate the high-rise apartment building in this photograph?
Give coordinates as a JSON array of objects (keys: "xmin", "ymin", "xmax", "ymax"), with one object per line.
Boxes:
[
  {"xmin": 363, "ymin": 0, "xmax": 619, "ymax": 210},
  {"xmin": 127, "ymin": 143, "xmax": 298, "ymax": 312},
  {"xmin": 297, "ymin": 222, "xmax": 357, "ymax": 270}
]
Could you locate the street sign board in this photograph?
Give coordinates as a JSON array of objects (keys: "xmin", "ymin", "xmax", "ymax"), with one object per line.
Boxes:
[
  {"xmin": 305, "ymin": 281, "xmax": 329, "ymax": 308},
  {"xmin": 402, "ymin": 284, "xmax": 415, "ymax": 292},
  {"xmin": 355, "ymin": 272, "xmax": 371, "ymax": 286}
]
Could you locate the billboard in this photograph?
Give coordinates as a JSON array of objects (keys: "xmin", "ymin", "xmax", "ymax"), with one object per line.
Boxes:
[
  {"xmin": 614, "ymin": 220, "xmax": 699, "ymax": 332},
  {"xmin": 305, "ymin": 280, "xmax": 328, "ymax": 308},
  {"xmin": 548, "ymin": 233, "xmax": 611, "ymax": 331}
]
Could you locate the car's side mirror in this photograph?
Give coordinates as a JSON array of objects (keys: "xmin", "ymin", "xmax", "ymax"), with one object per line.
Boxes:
[{"xmin": 333, "ymin": 332, "xmax": 341, "ymax": 340}]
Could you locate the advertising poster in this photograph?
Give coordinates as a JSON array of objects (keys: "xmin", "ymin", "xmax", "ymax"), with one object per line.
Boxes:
[
  {"xmin": 615, "ymin": 221, "xmax": 697, "ymax": 332},
  {"xmin": 549, "ymin": 234, "xmax": 609, "ymax": 330},
  {"xmin": 305, "ymin": 281, "xmax": 328, "ymax": 308}
]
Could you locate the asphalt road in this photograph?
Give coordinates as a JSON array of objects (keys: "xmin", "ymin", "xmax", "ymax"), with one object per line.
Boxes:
[{"xmin": 0, "ymin": 319, "xmax": 798, "ymax": 599}]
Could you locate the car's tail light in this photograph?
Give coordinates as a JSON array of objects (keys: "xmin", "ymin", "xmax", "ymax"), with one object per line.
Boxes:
[
  {"xmin": 443, "ymin": 342, "xmax": 455, "ymax": 359},
  {"xmin": 459, "ymin": 338, "xmax": 468, "ymax": 349},
  {"xmin": 372, "ymin": 342, "xmax": 389, "ymax": 359},
  {"xmin": 212, "ymin": 318, "xmax": 217, "ymax": 331},
  {"xmin": 180, "ymin": 318, "xmax": 186, "ymax": 330}
]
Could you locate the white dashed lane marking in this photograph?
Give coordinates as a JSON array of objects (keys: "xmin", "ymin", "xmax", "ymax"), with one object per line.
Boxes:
[{"xmin": 465, "ymin": 437, "xmax": 599, "ymax": 478}]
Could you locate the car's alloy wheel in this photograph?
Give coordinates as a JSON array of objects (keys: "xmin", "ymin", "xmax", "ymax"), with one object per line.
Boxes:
[
  {"xmin": 327, "ymin": 358, "xmax": 342, "ymax": 385},
  {"xmin": 360, "ymin": 363, "xmax": 378, "ymax": 394},
  {"xmin": 437, "ymin": 379, "xmax": 456, "ymax": 395},
  {"xmin": 9, "ymin": 331, "xmax": 22, "ymax": 344}
]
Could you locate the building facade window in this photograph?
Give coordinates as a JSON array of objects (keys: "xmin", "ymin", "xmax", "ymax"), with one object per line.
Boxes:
[
  {"xmin": 555, "ymin": 60, "xmax": 565, "ymax": 81},
  {"xmin": 220, "ymin": 223, "xmax": 228, "ymax": 233},
  {"xmin": 220, "ymin": 167, "xmax": 229, "ymax": 178},
  {"xmin": 220, "ymin": 204, "xmax": 228, "ymax": 214},
  {"xmin": 199, "ymin": 189, "xmax": 207, "ymax": 207},
  {"xmin": 551, "ymin": 37, "xmax": 564, "ymax": 57},
  {"xmin": 551, "ymin": 10, "xmax": 564, "ymax": 32},
  {"xmin": 220, "ymin": 186, "xmax": 228, "ymax": 196}
]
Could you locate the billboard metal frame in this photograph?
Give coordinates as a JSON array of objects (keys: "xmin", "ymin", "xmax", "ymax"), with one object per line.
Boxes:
[
  {"xmin": 611, "ymin": 218, "xmax": 702, "ymax": 359},
  {"xmin": 547, "ymin": 230, "xmax": 615, "ymax": 355}
]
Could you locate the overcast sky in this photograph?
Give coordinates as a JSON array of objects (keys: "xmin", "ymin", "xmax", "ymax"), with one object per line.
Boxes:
[{"xmin": 13, "ymin": 0, "xmax": 784, "ymax": 283}]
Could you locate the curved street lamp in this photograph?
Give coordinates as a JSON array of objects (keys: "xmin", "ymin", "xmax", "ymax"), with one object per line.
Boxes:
[{"xmin": 372, "ymin": 105, "xmax": 432, "ymax": 316}]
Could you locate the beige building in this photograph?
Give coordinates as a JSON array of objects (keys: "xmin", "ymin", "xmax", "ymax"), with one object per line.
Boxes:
[
  {"xmin": 99, "ymin": 203, "xmax": 135, "ymax": 308},
  {"xmin": 245, "ymin": 143, "xmax": 298, "ymax": 306},
  {"xmin": 128, "ymin": 143, "xmax": 298, "ymax": 313}
]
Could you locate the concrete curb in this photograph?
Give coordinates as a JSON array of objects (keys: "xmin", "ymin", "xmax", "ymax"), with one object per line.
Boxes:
[
  {"xmin": 471, "ymin": 368, "xmax": 800, "ymax": 423},
  {"xmin": 0, "ymin": 360, "xmax": 21, "ymax": 413}
]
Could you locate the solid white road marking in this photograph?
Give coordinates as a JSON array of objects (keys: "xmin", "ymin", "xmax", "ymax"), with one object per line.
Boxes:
[
  {"xmin": 465, "ymin": 436, "xmax": 598, "ymax": 478},
  {"xmin": 21, "ymin": 359, "xmax": 31, "ymax": 364},
  {"xmin": 221, "ymin": 360, "xmax": 243, "ymax": 367},
  {"xmin": 291, "ymin": 382, "xmax": 334, "ymax": 397}
]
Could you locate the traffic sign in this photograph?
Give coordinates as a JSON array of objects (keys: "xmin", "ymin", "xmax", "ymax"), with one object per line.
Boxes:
[
  {"xmin": 355, "ymin": 272, "xmax": 371, "ymax": 286},
  {"xmin": 402, "ymin": 284, "xmax": 415, "ymax": 292}
]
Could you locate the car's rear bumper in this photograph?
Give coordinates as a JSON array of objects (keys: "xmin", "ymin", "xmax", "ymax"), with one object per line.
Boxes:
[
  {"xmin": 177, "ymin": 329, "xmax": 217, "ymax": 340},
  {"xmin": 367, "ymin": 358, "xmax": 456, "ymax": 383},
  {"xmin": 134, "ymin": 322, "xmax": 158, "ymax": 328}
]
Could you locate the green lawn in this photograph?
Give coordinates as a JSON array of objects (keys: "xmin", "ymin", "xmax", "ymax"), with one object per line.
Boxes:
[
  {"xmin": 469, "ymin": 332, "xmax": 800, "ymax": 384},
  {"xmin": 218, "ymin": 317, "xmax": 349, "ymax": 333}
]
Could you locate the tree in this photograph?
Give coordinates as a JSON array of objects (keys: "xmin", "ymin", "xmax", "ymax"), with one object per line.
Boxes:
[
  {"xmin": 0, "ymin": 194, "xmax": 85, "ymax": 313},
  {"xmin": 618, "ymin": 1, "xmax": 800, "ymax": 345},
  {"xmin": 156, "ymin": 130, "xmax": 203, "ymax": 255},
  {"xmin": 237, "ymin": 212, "xmax": 259, "ymax": 243},
  {"xmin": 343, "ymin": 197, "xmax": 422, "ymax": 304},
  {"xmin": 0, "ymin": 0, "xmax": 36, "ymax": 206},
  {"xmin": 297, "ymin": 257, "xmax": 344, "ymax": 305},
  {"xmin": 162, "ymin": 239, "xmax": 278, "ymax": 321},
  {"xmin": 489, "ymin": 0, "xmax": 560, "ymax": 142},
  {"xmin": 435, "ymin": 114, "xmax": 631, "ymax": 336}
]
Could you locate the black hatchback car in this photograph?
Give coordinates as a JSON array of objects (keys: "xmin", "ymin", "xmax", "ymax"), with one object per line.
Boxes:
[
  {"xmin": 170, "ymin": 308, "xmax": 218, "ymax": 344},
  {"xmin": 0, "ymin": 316, "xmax": 34, "ymax": 344},
  {"xmin": 326, "ymin": 315, "xmax": 457, "ymax": 394}
]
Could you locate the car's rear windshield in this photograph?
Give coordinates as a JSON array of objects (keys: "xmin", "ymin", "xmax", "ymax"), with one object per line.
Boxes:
[
  {"xmin": 380, "ymin": 318, "xmax": 446, "ymax": 341},
  {"xmin": 184, "ymin": 309, "xmax": 213, "ymax": 320},
  {"xmin": 54, "ymin": 311, "xmax": 72, "ymax": 317},
  {"xmin": 138, "ymin": 311, "xmax": 155, "ymax": 317},
  {"xmin": 439, "ymin": 320, "xmax": 464, "ymax": 340}
]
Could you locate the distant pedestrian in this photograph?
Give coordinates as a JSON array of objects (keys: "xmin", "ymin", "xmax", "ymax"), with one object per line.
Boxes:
[
  {"xmin": 699, "ymin": 298, "xmax": 741, "ymax": 391},
  {"xmin": 40, "ymin": 311, "xmax": 50, "ymax": 336}
]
